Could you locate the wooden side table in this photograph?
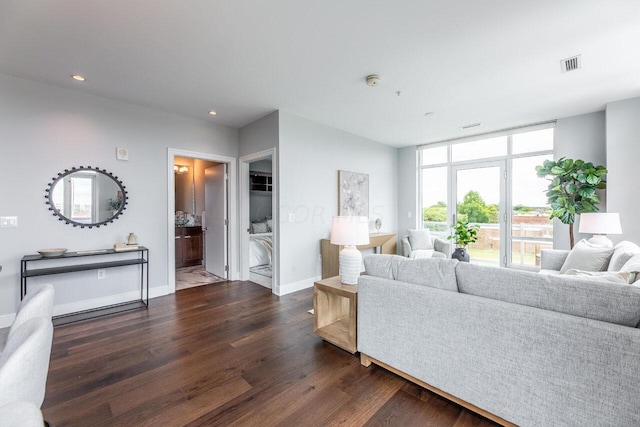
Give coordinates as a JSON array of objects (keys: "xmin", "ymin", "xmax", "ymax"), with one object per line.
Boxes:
[{"xmin": 313, "ymin": 276, "xmax": 358, "ymax": 353}]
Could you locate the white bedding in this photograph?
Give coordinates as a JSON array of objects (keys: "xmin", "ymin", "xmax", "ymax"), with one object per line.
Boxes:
[{"xmin": 250, "ymin": 233, "xmax": 272, "ymax": 267}]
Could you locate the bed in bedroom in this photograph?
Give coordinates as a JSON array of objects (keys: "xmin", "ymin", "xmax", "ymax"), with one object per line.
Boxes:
[{"xmin": 249, "ymin": 232, "xmax": 272, "ymax": 268}]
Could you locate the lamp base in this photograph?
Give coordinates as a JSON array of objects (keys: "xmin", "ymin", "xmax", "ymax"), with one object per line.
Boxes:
[
  {"xmin": 587, "ymin": 234, "xmax": 613, "ymax": 248},
  {"xmin": 339, "ymin": 246, "xmax": 362, "ymax": 285}
]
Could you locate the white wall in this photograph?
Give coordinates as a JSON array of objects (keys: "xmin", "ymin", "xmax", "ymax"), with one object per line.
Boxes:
[
  {"xmin": 397, "ymin": 146, "xmax": 418, "ymax": 249},
  {"xmin": 278, "ymin": 112, "xmax": 398, "ymax": 293},
  {"xmin": 554, "ymin": 111, "xmax": 607, "ymax": 249},
  {"xmin": 0, "ymin": 73, "xmax": 238, "ymax": 324},
  {"xmin": 606, "ymin": 96, "xmax": 640, "ymax": 244},
  {"xmin": 238, "ymin": 112, "xmax": 279, "ymax": 157}
]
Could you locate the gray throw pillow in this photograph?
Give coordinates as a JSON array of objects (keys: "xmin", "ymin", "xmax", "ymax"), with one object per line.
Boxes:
[
  {"xmin": 407, "ymin": 229, "xmax": 433, "ymax": 250},
  {"xmin": 251, "ymin": 221, "xmax": 268, "ymax": 234},
  {"xmin": 559, "ymin": 239, "xmax": 614, "ymax": 273}
]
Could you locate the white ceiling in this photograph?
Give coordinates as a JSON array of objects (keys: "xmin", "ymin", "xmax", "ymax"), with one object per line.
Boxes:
[{"xmin": 1, "ymin": 0, "xmax": 639, "ymax": 147}]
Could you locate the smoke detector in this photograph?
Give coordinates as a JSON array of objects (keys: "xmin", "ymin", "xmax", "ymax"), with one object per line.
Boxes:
[{"xmin": 366, "ymin": 75, "xmax": 381, "ymax": 87}]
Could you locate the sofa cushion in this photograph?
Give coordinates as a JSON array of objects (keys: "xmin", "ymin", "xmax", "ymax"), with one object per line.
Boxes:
[
  {"xmin": 608, "ymin": 241, "xmax": 640, "ymax": 272},
  {"xmin": 456, "ymin": 262, "xmax": 640, "ymax": 327},
  {"xmin": 559, "ymin": 239, "xmax": 614, "ymax": 273},
  {"xmin": 407, "ymin": 229, "xmax": 433, "ymax": 250},
  {"xmin": 564, "ymin": 269, "xmax": 632, "ymax": 284},
  {"xmin": 396, "ymin": 258, "xmax": 459, "ymax": 292},
  {"xmin": 363, "ymin": 254, "xmax": 407, "ymax": 280}
]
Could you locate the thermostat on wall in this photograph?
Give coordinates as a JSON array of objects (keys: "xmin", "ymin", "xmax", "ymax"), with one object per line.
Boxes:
[{"xmin": 116, "ymin": 147, "xmax": 129, "ymax": 161}]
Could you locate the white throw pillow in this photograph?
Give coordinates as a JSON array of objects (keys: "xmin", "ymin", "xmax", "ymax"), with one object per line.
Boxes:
[
  {"xmin": 559, "ymin": 239, "xmax": 614, "ymax": 273},
  {"xmin": 409, "ymin": 249, "xmax": 434, "ymax": 259},
  {"xmin": 564, "ymin": 269, "xmax": 632, "ymax": 284},
  {"xmin": 607, "ymin": 241, "xmax": 640, "ymax": 272},
  {"xmin": 407, "ymin": 229, "xmax": 433, "ymax": 250},
  {"xmin": 621, "ymin": 254, "xmax": 640, "ymax": 284}
]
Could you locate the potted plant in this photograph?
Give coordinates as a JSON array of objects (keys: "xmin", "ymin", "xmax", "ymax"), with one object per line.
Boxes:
[
  {"xmin": 447, "ymin": 220, "xmax": 479, "ymax": 262},
  {"xmin": 535, "ymin": 157, "xmax": 607, "ymax": 248}
]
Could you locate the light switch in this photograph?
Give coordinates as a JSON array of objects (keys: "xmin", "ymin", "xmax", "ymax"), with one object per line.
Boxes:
[
  {"xmin": 0, "ymin": 216, "xmax": 18, "ymax": 227},
  {"xmin": 288, "ymin": 213, "xmax": 295, "ymax": 222},
  {"xmin": 407, "ymin": 211, "xmax": 412, "ymax": 218}
]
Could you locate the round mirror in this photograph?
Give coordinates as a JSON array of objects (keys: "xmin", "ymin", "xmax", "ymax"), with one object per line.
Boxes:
[{"xmin": 45, "ymin": 166, "xmax": 128, "ymax": 228}]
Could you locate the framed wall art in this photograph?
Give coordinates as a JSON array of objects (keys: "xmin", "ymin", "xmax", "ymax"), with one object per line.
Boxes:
[{"xmin": 338, "ymin": 170, "xmax": 369, "ymax": 217}]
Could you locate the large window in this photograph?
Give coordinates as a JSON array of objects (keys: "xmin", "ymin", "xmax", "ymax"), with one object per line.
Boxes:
[{"xmin": 419, "ymin": 124, "xmax": 554, "ymax": 267}]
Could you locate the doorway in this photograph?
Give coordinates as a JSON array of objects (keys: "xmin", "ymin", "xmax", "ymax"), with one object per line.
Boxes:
[
  {"xmin": 167, "ymin": 149, "xmax": 237, "ymax": 293},
  {"xmin": 240, "ymin": 148, "xmax": 277, "ymax": 291},
  {"xmin": 452, "ymin": 161, "xmax": 506, "ymax": 267}
]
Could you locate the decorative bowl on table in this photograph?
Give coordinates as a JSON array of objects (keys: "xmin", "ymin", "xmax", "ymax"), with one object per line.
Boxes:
[{"xmin": 37, "ymin": 248, "xmax": 68, "ymax": 257}]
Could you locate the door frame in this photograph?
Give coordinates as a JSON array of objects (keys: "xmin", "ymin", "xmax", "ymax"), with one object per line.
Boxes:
[
  {"xmin": 239, "ymin": 148, "xmax": 278, "ymax": 291},
  {"xmin": 167, "ymin": 148, "xmax": 237, "ymax": 293},
  {"xmin": 451, "ymin": 159, "xmax": 508, "ymax": 267}
]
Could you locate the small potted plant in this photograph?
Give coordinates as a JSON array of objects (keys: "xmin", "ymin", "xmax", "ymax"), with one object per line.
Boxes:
[{"xmin": 447, "ymin": 220, "xmax": 479, "ymax": 262}]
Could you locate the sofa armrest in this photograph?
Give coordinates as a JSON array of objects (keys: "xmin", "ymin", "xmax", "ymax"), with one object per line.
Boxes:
[
  {"xmin": 401, "ymin": 236, "xmax": 411, "ymax": 257},
  {"xmin": 432, "ymin": 237, "xmax": 451, "ymax": 256},
  {"xmin": 540, "ymin": 249, "xmax": 570, "ymax": 271}
]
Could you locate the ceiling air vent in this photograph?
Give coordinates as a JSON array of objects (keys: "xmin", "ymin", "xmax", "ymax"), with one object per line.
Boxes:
[{"xmin": 561, "ymin": 55, "xmax": 582, "ymax": 73}]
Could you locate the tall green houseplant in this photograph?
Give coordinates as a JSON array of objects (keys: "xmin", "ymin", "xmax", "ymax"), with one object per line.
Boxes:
[{"xmin": 535, "ymin": 157, "xmax": 607, "ymax": 248}]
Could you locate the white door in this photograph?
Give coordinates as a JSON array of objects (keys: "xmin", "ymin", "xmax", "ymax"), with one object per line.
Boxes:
[
  {"xmin": 205, "ymin": 163, "xmax": 228, "ymax": 278},
  {"xmin": 451, "ymin": 161, "xmax": 506, "ymax": 267}
]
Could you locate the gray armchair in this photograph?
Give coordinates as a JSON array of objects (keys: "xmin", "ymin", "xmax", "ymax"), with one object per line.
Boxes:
[{"xmin": 401, "ymin": 235, "xmax": 451, "ymax": 259}]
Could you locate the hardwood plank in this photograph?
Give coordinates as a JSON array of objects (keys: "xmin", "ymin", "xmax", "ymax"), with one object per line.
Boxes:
[
  {"xmin": 42, "ymin": 280, "xmax": 502, "ymax": 426},
  {"xmin": 365, "ymin": 388, "xmax": 462, "ymax": 427}
]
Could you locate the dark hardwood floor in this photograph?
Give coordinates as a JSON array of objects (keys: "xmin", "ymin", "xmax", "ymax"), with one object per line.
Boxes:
[{"xmin": 43, "ymin": 281, "xmax": 498, "ymax": 426}]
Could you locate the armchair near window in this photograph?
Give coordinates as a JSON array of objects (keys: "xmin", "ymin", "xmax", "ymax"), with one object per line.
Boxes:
[{"xmin": 401, "ymin": 230, "xmax": 451, "ymax": 259}]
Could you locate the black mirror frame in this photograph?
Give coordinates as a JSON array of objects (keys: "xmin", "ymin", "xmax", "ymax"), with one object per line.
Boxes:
[{"xmin": 44, "ymin": 166, "xmax": 128, "ymax": 229}]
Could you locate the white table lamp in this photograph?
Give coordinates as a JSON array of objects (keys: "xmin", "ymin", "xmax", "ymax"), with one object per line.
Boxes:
[
  {"xmin": 330, "ymin": 216, "xmax": 370, "ymax": 285},
  {"xmin": 578, "ymin": 212, "xmax": 622, "ymax": 247}
]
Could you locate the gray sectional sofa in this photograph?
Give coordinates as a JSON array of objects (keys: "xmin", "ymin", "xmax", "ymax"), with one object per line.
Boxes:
[{"xmin": 358, "ymin": 255, "xmax": 640, "ymax": 426}]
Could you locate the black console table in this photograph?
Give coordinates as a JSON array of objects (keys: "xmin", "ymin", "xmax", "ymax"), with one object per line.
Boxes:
[{"xmin": 21, "ymin": 247, "xmax": 149, "ymax": 326}]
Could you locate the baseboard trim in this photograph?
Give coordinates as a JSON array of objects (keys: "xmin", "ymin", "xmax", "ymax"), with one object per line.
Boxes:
[
  {"xmin": 0, "ymin": 286, "xmax": 171, "ymax": 329},
  {"xmin": 53, "ymin": 285, "xmax": 170, "ymax": 317},
  {"xmin": 275, "ymin": 276, "xmax": 319, "ymax": 296}
]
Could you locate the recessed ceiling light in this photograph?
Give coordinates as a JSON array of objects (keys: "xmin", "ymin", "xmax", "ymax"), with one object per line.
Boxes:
[
  {"xmin": 208, "ymin": 110, "xmax": 217, "ymax": 116},
  {"xmin": 71, "ymin": 75, "xmax": 86, "ymax": 82}
]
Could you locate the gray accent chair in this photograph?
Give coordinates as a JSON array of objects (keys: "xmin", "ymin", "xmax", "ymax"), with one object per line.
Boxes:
[{"xmin": 401, "ymin": 235, "xmax": 450, "ymax": 258}]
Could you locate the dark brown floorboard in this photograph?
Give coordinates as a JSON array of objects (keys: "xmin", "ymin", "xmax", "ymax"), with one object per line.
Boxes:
[{"xmin": 43, "ymin": 281, "xmax": 499, "ymax": 427}]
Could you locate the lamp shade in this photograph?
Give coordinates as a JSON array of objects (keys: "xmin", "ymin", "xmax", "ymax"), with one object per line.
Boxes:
[
  {"xmin": 578, "ymin": 213, "xmax": 622, "ymax": 235},
  {"xmin": 330, "ymin": 216, "xmax": 370, "ymax": 246}
]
